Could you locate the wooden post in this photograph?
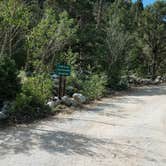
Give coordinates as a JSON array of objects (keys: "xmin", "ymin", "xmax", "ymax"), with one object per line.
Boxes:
[
  {"xmin": 63, "ymin": 77, "xmax": 66, "ymax": 96},
  {"xmin": 58, "ymin": 76, "xmax": 62, "ymax": 100}
]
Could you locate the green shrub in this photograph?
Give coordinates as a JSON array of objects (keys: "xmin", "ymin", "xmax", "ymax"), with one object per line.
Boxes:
[
  {"xmin": 9, "ymin": 74, "xmax": 53, "ymax": 123},
  {"xmin": 0, "ymin": 56, "xmax": 20, "ymax": 102},
  {"xmin": 21, "ymin": 74, "xmax": 53, "ymax": 103},
  {"xmin": 81, "ymin": 74, "xmax": 107, "ymax": 100},
  {"xmin": 9, "ymin": 93, "xmax": 51, "ymax": 123},
  {"xmin": 117, "ymin": 76, "xmax": 129, "ymax": 90},
  {"xmin": 66, "ymin": 71, "xmax": 82, "ymax": 96}
]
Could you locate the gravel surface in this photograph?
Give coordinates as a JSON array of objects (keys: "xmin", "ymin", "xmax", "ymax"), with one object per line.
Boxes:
[{"xmin": 0, "ymin": 85, "xmax": 166, "ymax": 166}]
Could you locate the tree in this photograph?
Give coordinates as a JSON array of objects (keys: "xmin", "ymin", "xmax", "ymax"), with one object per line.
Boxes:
[
  {"xmin": 26, "ymin": 8, "xmax": 77, "ymax": 72},
  {"xmin": 0, "ymin": 0, "xmax": 30, "ymax": 68},
  {"xmin": 140, "ymin": 1, "xmax": 166, "ymax": 78},
  {"xmin": 131, "ymin": 0, "xmax": 144, "ymax": 21},
  {"xmin": 45, "ymin": 0, "xmax": 109, "ymax": 73},
  {"xmin": 106, "ymin": 18, "xmax": 131, "ymax": 87},
  {"xmin": 105, "ymin": 0, "xmax": 132, "ymax": 87},
  {"xmin": 0, "ymin": 56, "xmax": 20, "ymax": 102}
]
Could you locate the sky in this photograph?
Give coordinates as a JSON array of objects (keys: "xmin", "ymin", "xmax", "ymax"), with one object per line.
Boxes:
[{"xmin": 133, "ymin": 0, "xmax": 156, "ymax": 6}]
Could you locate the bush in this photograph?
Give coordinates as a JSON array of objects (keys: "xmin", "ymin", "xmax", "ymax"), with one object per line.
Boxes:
[
  {"xmin": 9, "ymin": 74, "xmax": 53, "ymax": 123},
  {"xmin": 81, "ymin": 74, "xmax": 107, "ymax": 100},
  {"xmin": 66, "ymin": 71, "xmax": 83, "ymax": 96},
  {"xmin": 21, "ymin": 74, "xmax": 53, "ymax": 103},
  {"xmin": 0, "ymin": 56, "xmax": 20, "ymax": 102},
  {"xmin": 9, "ymin": 93, "xmax": 51, "ymax": 123},
  {"xmin": 117, "ymin": 76, "xmax": 129, "ymax": 90}
]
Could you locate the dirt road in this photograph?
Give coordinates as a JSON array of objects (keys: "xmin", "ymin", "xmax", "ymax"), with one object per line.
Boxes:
[{"xmin": 0, "ymin": 85, "xmax": 166, "ymax": 166}]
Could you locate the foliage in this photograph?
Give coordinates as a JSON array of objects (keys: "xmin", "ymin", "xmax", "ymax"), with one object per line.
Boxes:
[
  {"xmin": 9, "ymin": 92, "xmax": 51, "ymax": 123},
  {"xmin": 106, "ymin": 0, "xmax": 132, "ymax": 88},
  {"xmin": 0, "ymin": 55, "xmax": 20, "ymax": 102},
  {"xmin": 66, "ymin": 71, "xmax": 83, "ymax": 95},
  {"xmin": 139, "ymin": 1, "xmax": 166, "ymax": 78},
  {"xmin": 0, "ymin": 0, "xmax": 30, "ymax": 68},
  {"xmin": 81, "ymin": 74, "xmax": 107, "ymax": 100},
  {"xmin": 26, "ymin": 8, "xmax": 77, "ymax": 72},
  {"xmin": 9, "ymin": 74, "xmax": 53, "ymax": 123},
  {"xmin": 21, "ymin": 74, "xmax": 53, "ymax": 103}
]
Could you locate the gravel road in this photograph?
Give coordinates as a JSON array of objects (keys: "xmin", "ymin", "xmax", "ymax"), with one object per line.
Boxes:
[{"xmin": 0, "ymin": 85, "xmax": 166, "ymax": 166}]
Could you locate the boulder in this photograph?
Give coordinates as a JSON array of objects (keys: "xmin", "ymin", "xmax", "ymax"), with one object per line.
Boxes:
[
  {"xmin": 156, "ymin": 76, "xmax": 161, "ymax": 80},
  {"xmin": 161, "ymin": 76, "xmax": 166, "ymax": 82},
  {"xmin": 53, "ymin": 96, "xmax": 59, "ymax": 101},
  {"xmin": 47, "ymin": 98, "xmax": 62, "ymax": 108},
  {"xmin": 47, "ymin": 101, "xmax": 55, "ymax": 108},
  {"xmin": 140, "ymin": 79, "xmax": 152, "ymax": 85},
  {"xmin": 70, "ymin": 98, "xmax": 78, "ymax": 107},
  {"xmin": 0, "ymin": 112, "xmax": 8, "ymax": 120},
  {"xmin": 72, "ymin": 93, "xmax": 86, "ymax": 104},
  {"xmin": 153, "ymin": 76, "xmax": 161, "ymax": 85},
  {"xmin": 1, "ymin": 102, "xmax": 9, "ymax": 114},
  {"xmin": 62, "ymin": 96, "xmax": 72, "ymax": 106}
]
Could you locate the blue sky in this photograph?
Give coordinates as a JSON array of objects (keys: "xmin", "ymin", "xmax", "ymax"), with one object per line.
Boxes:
[{"xmin": 133, "ymin": 0, "xmax": 156, "ymax": 6}]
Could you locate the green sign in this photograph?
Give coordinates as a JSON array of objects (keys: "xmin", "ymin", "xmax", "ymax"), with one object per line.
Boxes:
[{"xmin": 56, "ymin": 64, "xmax": 71, "ymax": 76}]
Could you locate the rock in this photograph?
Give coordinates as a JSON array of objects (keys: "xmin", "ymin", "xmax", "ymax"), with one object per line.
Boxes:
[
  {"xmin": 154, "ymin": 77, "xmax": 161, "ymax": 85},
  {"xmin": 70, "ymin": 99, "xmax": 78, "ymax": 107},
  {"xmin": 161, "ymin": 76, "xmax": 166, "ymax": 82},
  {"xmin": 47, "ymin": 101, "xmax": 55, "ymax": 108},
  {"xmin": 62, "ymin": 96, "xmax": 72, "ymax": 106},
  {"xmin": 0, "ymin": 112, "xmax": 8, "ymax": 120},
  {"xmin": 140, "ymin": 79, "xmax": 152, "ymax": 85},
  {"xmin": 47, "ymin": 98, "xmax": 62, "ymax": 108},
  {"xmin": 53, "ymin": 96, "xmax": 59, "ymax": 101},
  {"xmin": 72, "ymin": 93, "xmax": 86, "ymax": 104},
  {"xmin": 156, "ymin": 76, "xmax": 161, "ymax": 80},
  {"xmin": 1, "ymin": 102, "xmax": 9, "ymax": 114},
  {"xmin": 128, "ymin": 75, "xmax": 140, "ymax": 84}
]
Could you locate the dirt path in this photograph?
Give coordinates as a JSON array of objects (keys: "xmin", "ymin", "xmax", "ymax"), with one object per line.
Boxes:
[{"xmin": 0, "ymin": 85, "xmax": 166, "ymax": 166}]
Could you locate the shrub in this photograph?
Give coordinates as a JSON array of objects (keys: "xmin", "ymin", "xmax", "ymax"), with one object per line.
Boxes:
[
  {"xmin": 81, "ymin": 74, "xmax": 107, "ymax": 100},
  {"xmin": 21, "ymin": 74, "xmax": 53, "ymax": 103},
  {"xmin": 9, "ymin": 74, "xmax": 53, "ymax": 123},
  {"xmin": 0, "ymin": 56, "xmax": 20, "ymax": 102},
  {"xmin": 117, "ymin": 76, "xmax": 129, "ymax": 90},
  {"xmin": 66, "ymin": 71, "xmax": 83, "ymax": 96}
]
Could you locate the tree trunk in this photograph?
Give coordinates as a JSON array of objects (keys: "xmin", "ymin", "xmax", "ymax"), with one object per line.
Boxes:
[
  {"xmin": 151, "ymin": 50, "xmax": 157, "ymax": 79},
  {"xmin": 96, "ymin": 0, "xmax": 103, "ymax": 29}
]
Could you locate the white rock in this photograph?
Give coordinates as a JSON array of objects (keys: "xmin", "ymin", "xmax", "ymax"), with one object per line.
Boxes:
[
  {"xmin": 54, "ymin": 96, "xmax": 59, "ymax": 101},
  {"xmin": 154, "ymin": 77, "xmax": 160, "ymax": 84},
  {"xmin": 47, "ymin": 101, "xmax": 56, "ymax": 108},
  {"xmin": 72, "ymin": 93, "xmax": 86, "ymax": 104}
]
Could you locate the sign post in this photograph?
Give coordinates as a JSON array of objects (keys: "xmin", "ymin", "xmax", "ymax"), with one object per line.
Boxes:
[{"xmin": 55, "ymin": 64, "xmax": 71, "ymax": 99}]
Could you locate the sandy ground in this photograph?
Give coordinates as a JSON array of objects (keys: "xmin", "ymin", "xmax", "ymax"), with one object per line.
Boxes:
[{"xmin": 0, "ymin": 84, "xmax": 166, "ymax": 166}]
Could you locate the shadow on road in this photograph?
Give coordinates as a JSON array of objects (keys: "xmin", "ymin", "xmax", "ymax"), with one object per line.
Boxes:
[
  {"xmin": 0, "ymin": 128, "xmax": 106, "ymax": 157},
  {"xmin": 0, "ymin": 127, "xmax": 165, "ymax": 163}
]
